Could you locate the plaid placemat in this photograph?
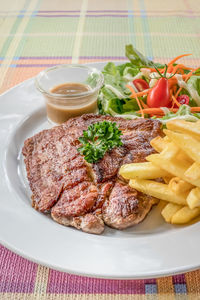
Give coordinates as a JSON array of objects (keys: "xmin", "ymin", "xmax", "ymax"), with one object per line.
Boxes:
[{"xmin": 1, "ymin": 0, "xmax": 200, "ymax": 299}]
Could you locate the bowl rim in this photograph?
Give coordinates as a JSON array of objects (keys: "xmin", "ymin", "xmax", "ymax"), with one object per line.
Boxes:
[{"xmin": 35, "ymin": 64, "xmax": 104, "ymax": 98}]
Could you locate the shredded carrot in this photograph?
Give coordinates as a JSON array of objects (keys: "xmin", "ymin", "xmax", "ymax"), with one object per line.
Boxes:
[
  {"xmin": 172, "ymin": 95, "xmax": 181, "ymax": 107},
  {"xmin": 168, "ymin": 77, "xmax": 177, "ymax": 89},
  {"xmin": 167, "ymin": 54, "xmax": 192, "ymax": 66},
  {"xmin": 175, "ymin": 87, "xmax": 182, "ymax": 99},
  {"xmin": 135, "ymin": 89, "xmax": 153, "ymax": 97},
  {"xmin": 137, "ymin": 108, "xmax": 166, "ymax": 115},
  {"xmin": 140, "ymin": 99, "xmax": 149, "ymax": 109},
  {"xmin": 183, "ymin": 67, "xmax": 200, "ymax": 81},
  {"xmin": 126, "ymin": 84, "xmax": 152, "ymax": 97},
  {"xmin": 134, "ymin": 95, "xmax": 144, "ymax": 118},
  {"xmin": 170, "ymin": 64, "xmax": 194, "ymax": 75},
  {"xmin": 171, "ymin": 65, "xmax": 178, "ymax": 74},
  {"xmin": 126, "ymin": 85, "xmax": 144, "ymax": 118},
  {"xmin": 149, "ymin": 67, "xmax": 162, "ymax": 72},
  {"xmin": 173, "ymin": 85, "xmax": 177, "ymax": 94},
  {"xmin": 172, "ymin": 64, "xmax": 184, "ymax": 74},
  {"xmin": 132, "ymin": 90, "xmax": 152, "ymax": 97},
  {"xmin": 189, "ymin": 107, "xmax": 200, "ymax": 112},
  {"xmin": 167, "ymin": 65, "xmax": 174, "ymax": 73},
  {"xmin": 176, "ymin": 64, "xmax": 195, "ymax": 71},
  {"xmin": 137, "ymin": 107, "xmax": 200, "ymax": 115}
]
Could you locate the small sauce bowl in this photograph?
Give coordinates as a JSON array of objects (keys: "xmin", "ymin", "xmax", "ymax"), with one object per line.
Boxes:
[{"xmin": 35, "ymin": 64, "xmax": 104, "ymax": 125}]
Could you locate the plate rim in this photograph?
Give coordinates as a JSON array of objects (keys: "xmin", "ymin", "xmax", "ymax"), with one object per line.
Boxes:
[{"xmin": 0, "ymin": 61, "xmax": 200, "ymax": 279}]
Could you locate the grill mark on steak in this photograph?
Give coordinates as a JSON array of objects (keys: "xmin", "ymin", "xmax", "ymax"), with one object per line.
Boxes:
[
  {"xmin": 102, "ymin": 181, "xmax": 158, "ymax": 229},
  {"xmin": 22, "ymin": 114, "xmax": 162, "ymax": 234},
  {"xmin": 51, "ymin": 181, "xmax": 98, "ymax": 217},
  {"xmin": 92, "ymin": 147, "xmax": 126, "ymax": 183}
]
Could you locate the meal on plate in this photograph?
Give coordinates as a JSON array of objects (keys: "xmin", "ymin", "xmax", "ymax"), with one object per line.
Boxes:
[{"xmin": 22, "ymin": 44, "xmax": 200, "ymax": 234}]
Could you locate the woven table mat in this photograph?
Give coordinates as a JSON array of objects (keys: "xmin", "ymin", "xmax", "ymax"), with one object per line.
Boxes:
[{"xmin": 0, "ymin": 0, "xmax": 200, "ymax": 299}]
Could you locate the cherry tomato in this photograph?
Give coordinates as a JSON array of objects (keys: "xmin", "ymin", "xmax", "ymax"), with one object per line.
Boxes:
[
  {"xmin": 147, "ymin": 77, "xmax": 170, "ymax": 108},
  {"xmin": 175, "ymin": 95, "xmax": 190, "ymax": 107},
  {"xmin": 133, "ymin": 79, "xmax": 149, "ymax": 92}
]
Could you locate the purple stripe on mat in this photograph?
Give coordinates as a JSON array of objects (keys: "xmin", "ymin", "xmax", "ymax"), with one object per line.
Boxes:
[
  {"xmin": 38, "ymin": 10, "xmax": 81, "ymax": 13},
  {"xmin": 36, "ymin": 14, "xmax": 198, "ymax": 18},
  {"xmin": 10, "ymin": 64, "xmax": 63, "ymax": 67},
  {"xmin": 47, "ymin": 270, "xmax": 145, "ymax": 294},
  {"xmin": 37, "ymin": 9, "xmax": 200, "ymax": 13},
  {"xmin": 173, "ymin": 274, "xmax": 186, "ymax": 284},
  {"xmin": 20, "ymin": 56, "xmax": 72, "ymax": 59},
  {"xmin": 1, "ymin": 9, "xmax": 200, "ymax": 13},
  {"xmin": 18, "ymin": 56, "xmax": 126, "ymax": 60},
  {"xmin": 9, "ymin": 60, "xmax": 126, "ymax": 67},
  {"xmin": 0, "ymin": 245, "xmax": 37, "ymax": 293},
  {"xmin": 36, "ymin": 14, "xmax": 130, "ymax": 18},
  {"xmin": 38, "ymin": 10, "xmax": 129, "ymax": 13},
  {"xmin": 37, "ymin": 15, "xmax": 79, "ymax": 17}
]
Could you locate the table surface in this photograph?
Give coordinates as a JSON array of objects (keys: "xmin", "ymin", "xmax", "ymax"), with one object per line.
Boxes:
[{"xmin": 1, "ymin": 0, "xmax": 200, "ymax": 299}]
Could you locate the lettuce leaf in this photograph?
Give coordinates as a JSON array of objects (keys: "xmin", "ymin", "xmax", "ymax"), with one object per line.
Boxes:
[
  {"xmin": 187, "ymin": 76, "xmax": 200, "ymax": 97},
  {"xmin": 125, "ymin": 44, "xmax": 153, "ymax": 67},
  {"xmin": 102, "ymin": 62, "xmax": 118, "ymax": 76},
  {"xmin": 125, "ymin": 44, "xmax": 164, "ymax": 68},
  {"xmin": 107, "ymin": 98, "xmax": 140, "ymax": 114}
]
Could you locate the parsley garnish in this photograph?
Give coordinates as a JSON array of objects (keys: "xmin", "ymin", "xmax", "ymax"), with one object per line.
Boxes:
[{"xmin": 77, "ymin": 121, "xmax": 123, "ymax": 163}]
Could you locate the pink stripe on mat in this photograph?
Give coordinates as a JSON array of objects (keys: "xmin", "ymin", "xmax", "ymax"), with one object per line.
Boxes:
[
  {"xmin": 0, "ymin": 245, "xmax": 37, "ymax": 293},
  {"xmin": 47, "ymin": 270, "xmax": 145, "ymax": 294}
]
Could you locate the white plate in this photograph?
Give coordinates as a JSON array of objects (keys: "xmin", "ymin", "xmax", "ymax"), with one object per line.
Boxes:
[{"xmin": 0, "ymin": 62, "xmax": 200, "ymax": 279}]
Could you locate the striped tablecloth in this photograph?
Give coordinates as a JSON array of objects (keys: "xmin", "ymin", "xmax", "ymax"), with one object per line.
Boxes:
[{"xmin": 1, "ymin": 0, "xmax": 200, "ymax": 299}]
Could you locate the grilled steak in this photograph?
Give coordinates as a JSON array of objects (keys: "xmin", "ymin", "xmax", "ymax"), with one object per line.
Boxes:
[{"xmin": 22, "ymin": 114, "xmax": 162, "ymax": 234}]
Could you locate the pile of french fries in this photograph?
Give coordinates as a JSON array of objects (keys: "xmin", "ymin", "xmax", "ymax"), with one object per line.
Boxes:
[{"xmin": 119, "ymin": 119, "xmax": 200, "ymax": 225}]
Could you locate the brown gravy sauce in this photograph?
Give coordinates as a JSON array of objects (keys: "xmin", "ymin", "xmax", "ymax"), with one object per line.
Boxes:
[
  {"xmin": 51, "ymin": 82, "xmax": 89, "ymax": 95},
  {"xmin": 45, "ymin": 82, "xmax": 97, "ymax": 124}
]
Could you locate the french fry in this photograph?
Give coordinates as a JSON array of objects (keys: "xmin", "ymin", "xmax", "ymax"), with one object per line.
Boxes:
[
  {"xmin": 168, "ymin": 177, "xmax": 193, "ymax": 194},
  {"xmin": 167, "ymin": 120, "xmax": 200, "ymax": 140},
  {"xmin": 184, "ymin": 162, "xmax": 200, "ymax": 181},
  {"xmin": 163, "ymin": 136, "xmax": 170, "ymax": 142},
  {"xmin": 171, "ymin": 206, "xmax": 200, "ymax": 224},
  {"xmin": 150, "ymin": 136, "xmax": 169, "ymax": 153},
  {"xmin": 129, "ymin": 179, "xmax": 188, "ymax": 205},
  {"xmin": 163, "ymin": 176, "xmax": 173, "ymax": 184},
  {"xmin": 186, "ymin": 187, "xmax": 200, "ymax": 209},
  {"xmin": 160, "ymin": 141, "xmax": 192, "ymax": 163},
  {"xmin": 177, "ymin": 152, "xmax": 193, "ymax": 164},
  {"xmin": 161, "ymin": 203, "xmax": 182, "ymax": 223},
  {"xmin": 146, "ymin": 153, "xmax": 200, "ymax": 188},
  {"xmin": 164, "ymin": 129, "xmax": 200, "ymax": 163},
  {"xmin": 119, "ymin": 162, "xmax": 170, "ymax": 180},
  {"xmin": 150, "ymin": 134, "xmax": 192, "ymax": 163},
  {"xmin": 160, "ymin": 142, "xmax": 179, "ymax": 160}
]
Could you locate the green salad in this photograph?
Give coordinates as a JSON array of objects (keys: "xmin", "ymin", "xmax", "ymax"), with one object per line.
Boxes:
[{"xmin": 97, "ymin": 44, "xmax": 200, "ymax": 124}]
